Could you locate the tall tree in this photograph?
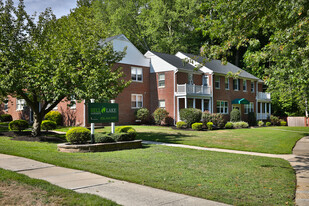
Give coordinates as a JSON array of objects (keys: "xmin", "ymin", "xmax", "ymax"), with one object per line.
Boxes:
[
  {"xmin": 197, "ymin": 0, "xmax": 309, "ymax": 116},
  {"xmin": 0, "ymin": 0, "xmax": 129, "ymax": 136}
]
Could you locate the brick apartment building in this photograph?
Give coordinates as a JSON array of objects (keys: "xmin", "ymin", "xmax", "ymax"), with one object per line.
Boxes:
[{"xmin": 0, "ymin": 34, "xmax": 271, "ymax": 125}]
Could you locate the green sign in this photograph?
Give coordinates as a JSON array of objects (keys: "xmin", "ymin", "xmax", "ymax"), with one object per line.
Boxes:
[{"xmin": 88, "ymin": 103, "xmax": 119, "ymax": 123}]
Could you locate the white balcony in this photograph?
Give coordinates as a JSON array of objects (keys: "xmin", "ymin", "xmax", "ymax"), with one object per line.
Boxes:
[
  {"xmin": 257, "ymin": 113, "xmax": 270, "ymax": 120},
  {"xmin": 257, "ymin": 92, "xmax": 271, "ymax": 101},
  {"xmin": 176, "ymin": 84, "xmax": 211, "ymax": 96}
]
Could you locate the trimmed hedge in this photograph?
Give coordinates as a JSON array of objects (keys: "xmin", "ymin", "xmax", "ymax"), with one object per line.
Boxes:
[
  {"xmin": 115, "ymin": 126, "xmax": 136, "ymax": 133},
  {"xmin": 45, "ymin": 111, "xmax": 62, "ymax": 125},
  {"xmin": 266, "ymin": 122, "xmax": 271, "ymax": 126},
  {"xmin": 9, "ymin": 120, "xmax": 29, "ymax": 132},
  {"xmin": 152, "ymin": 108, "xmax": 169, "ymax": 125},
  {"xmin": 230, "ymin": 109, "xmax": 241, "ymax": 122},
  {"xmin": 95, "ymin": 133, "xmax": 115, "ymax": 143},
  {"xmin": 232, "ymin": 121, "xmax": 249, "ymax": 129},
  {"xmin": 41, "ymin": 120, "xmax": 57, "ymax": 132},
  {"xmin": 0, "ymin": 114, "xmax": 12, "ymax": 122},
  {"xmin": 225, "ymin": 122, "xmax": 233, "ymax": 129},
  {"xmin": 258, "ymin": 121, "xmax": 264, "ymax": 127},
  {"xmin": 112, "ymin": 132, "xmax": 135, "ymax": 142},
  {"xmin": 280, "ymin": 120, "xmax": 287, "ymax": 126},
  {"xmin": 192, "ymin": 122, "xmax": 203, "ymax": 131},
  {"xmin": 66, "ymin": 127, "xmax": 90, "ymax": 144},
  {"xmin": 176, "ymin": 121, "xmax": 187, "ymax": 129},
  {"xmin": 179, "ymin": 108, "xmax": 202, "ymax": 126},
  {"xmin": 207, "ymin": 122, "xmax": 213, "ymax": 130},
  {"xmin": 202, "ymin": 112, "xmax": 225, "ymax": 128},
  {"xmin": 136, "ymin": 108, "xmax": 150, "ymax": 123}
]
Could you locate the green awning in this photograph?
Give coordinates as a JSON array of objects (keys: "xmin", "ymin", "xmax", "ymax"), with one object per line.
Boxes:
[{"xmin": 231, "ymin": 98, "xmax": 250, "ymax": 104}]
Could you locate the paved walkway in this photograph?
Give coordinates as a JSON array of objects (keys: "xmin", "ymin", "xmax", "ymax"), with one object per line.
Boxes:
[
  {"xmin": 144, "ymin": 137, "xmax": 309, "ymax": 206},
  {"xmin": 0, "ymin": 153, "xmax": 229, "ymax": 206}
]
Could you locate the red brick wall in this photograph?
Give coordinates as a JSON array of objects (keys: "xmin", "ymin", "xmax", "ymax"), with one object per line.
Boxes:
[
  {"xmin": 1, "ymin": 96, "xmax": 30, "ymax": 121},
  {"xmin": 213, "ymin": 75, "xmax": 258, "ymax": 121}
]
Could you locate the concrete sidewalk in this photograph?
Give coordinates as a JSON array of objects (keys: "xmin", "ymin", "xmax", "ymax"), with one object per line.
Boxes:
[
  {"xmin": 0, "ymin": 153, "xmax": 229, "ymax": 206},
  {"xmin": 144, "ymin": 137, "xmax": 309, "ymax": 206}
]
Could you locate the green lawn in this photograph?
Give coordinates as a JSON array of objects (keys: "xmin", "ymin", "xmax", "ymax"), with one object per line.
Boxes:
[
  {"xmin": 0, "ymin": 168, "xmax": 118, "ymax": 205},
  {"xmin": 90, "ymin": 125, "xmax": 308, "ymax": 154},
  {"xmin": 0, "ymin": 136, "xmax": 295, "ymax": 205}
]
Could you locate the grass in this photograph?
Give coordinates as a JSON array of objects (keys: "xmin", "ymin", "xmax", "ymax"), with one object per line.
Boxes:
[
  {"xmin": 0, "ymin": 168, "xmax": 118, "ymax": 205},
  {"xmin": 0, "ymin": 136, "xmax": 296, "ymax": 206},
  {"xmin": 82, "ymin": 125, "xmax": 309, "ymax": 154}
]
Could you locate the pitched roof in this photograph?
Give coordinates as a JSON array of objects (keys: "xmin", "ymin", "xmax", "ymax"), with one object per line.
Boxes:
[
  {"xmin": 181, "ymin": 53, "xmax": 260, "ymax": 80},
  {"xmin": 151, "ymin": 51, "xmax": 198, "ymax": 72},
  {"xmin": 102, "ymin": 34, "xmax": 127, "ymax": 44}
]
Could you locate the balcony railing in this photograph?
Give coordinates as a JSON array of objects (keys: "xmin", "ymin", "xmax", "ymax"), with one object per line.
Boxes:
[
  {"xmin": 257, "ymin": 113, "xmax": 270, "ymax": 120},
  {"xmin": 176, "ymin": 84, "xmax": 211, "ymax": 96},
  {"xmin": 257, "ymin": 92, "xmax": 271, "ymax": 101}
]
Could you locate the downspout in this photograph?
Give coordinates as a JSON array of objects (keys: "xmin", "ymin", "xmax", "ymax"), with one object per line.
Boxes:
[
  {"xmin": 173, "ymin": 69, "xmax": 177, "ymax": 125},
  {"xmin": 211, "ymin": 73, "xmax": 214, "ymax": 113},
  {"xmin": 83, "ymin": 100, "xmax": 86, "ymax": 127}
]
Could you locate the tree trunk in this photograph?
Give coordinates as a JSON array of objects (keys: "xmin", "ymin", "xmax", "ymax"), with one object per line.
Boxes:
[{"xmin": 32, "ymin": 112, "xmax": 43, "ymax": 137}]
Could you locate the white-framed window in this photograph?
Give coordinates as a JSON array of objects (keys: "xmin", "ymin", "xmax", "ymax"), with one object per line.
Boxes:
[
  {"xmin": 244, "ymin": 102, "xmax": 254, "ymax": 114},
  {"xmin": 158, "ymin": 73, "xmax": 165, "ymax": 87},
  {"xmin": 131, "ymin": 94, "xmax": 143, "ymax": 108},
  {"xmin": 243, "ymin": 80, "xmax": 247, "ymax": 91},
  {"xmin": 216, "ymin": 100, "xmax": 228, "ymax": 114},
  {"xmin": 188, "ymin": 73, "xmax": 193, "ymax": 85},
  {"xmin": 159, "ymin": 100, "xmax": 165, "ymax": 109},
  {"xmin": 16, "ymin": 99, "xmax": 26, "ymax": 111},
  {"xmin": 251, "ymin": 81, "xmax": 255, "ymax": 93},
  {"xmin": 131, "ymin": 67, "xmax": 143, "ymax": 82},
  {"xmin": 3, "ymin": 99, "xmax": 8, "ymax": 111},
  {"xmin": 233, "ymin": 79, "xmax": 239, "ymax": 91},
  {"xmin": 215, "ymin": 76, "xmax": 220, "ymax": 89},
  {"xmin": 225, "ymin": 77, "xmax": 229, "ymax": 90},
  {"xmin": 70, "ymin": 96, "xmax": 76, "ymax": 109},
  {"xmin": 203, "ymin": 75, "xmax": 209, "ymax": 86}
]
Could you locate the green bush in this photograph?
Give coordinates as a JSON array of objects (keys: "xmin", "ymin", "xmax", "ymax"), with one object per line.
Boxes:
[
  {"xmin": 115, "ymin": 126, "xmax": 136, "ymax": 133},
  {"xmin": 230, "ymin": 109, "xmax": 241, "ymax": 122},
  {"xmin": 202, "ymin": 112, "xmax": 225, "ymax": 128},
  {"xmin": 127, "ymin": 128, "xmax": 137, "ymax": 139},
  {"xmin": 258, "ymin": 121, "xmax": 264, "ymax": 127},
  {"xmin": 41, "ymin": 120, "xmax": 57, "ymax": 132},
  {"xmin": 112, "ymin": 132, "xmax": 135, "ymax": 142},
  {"xmin": 0, "ymin": 114, "xmax": 12, "ymax": 122},
  {"xmin": 152, "ymin": 108, "xmax": 169, "ymax": 125},
  {"xmin": 176, "ymin": 121, "xmax": 187, "ymax": 129},
  {"xmin": 136, "ymin": 108, "xmax": 149, "ymax": 123},
  {"xmin": 8, "ymin": 120, "xmax": 29, "ymax": 132},
  {"xmin": 280, "ymin": 120, "xmax": 287, "ymax": 126},
  {"xmin": 45, "ymin": 111, "xmax": 62, "ymax": 125},
  {"xmin": 248, "ymin": 112, "xmax": 256, "ymax": 126},
  {"xmin": 270, "ymin": 115, "xmax": 280, "ymax": 126},
  {"xmin": 232, "ymin": 121, "xmax": 249, "ymax": 129},
  {"xmin": 225, "ymin": 122, "xmax": 233, "ymax": 129},
  {"xmin": 191, "ymin": 122, "xmax": 203, "ymax": 131},
  {"xmin": 95, "ymin": 133, "xmax": 115, "ymax": 143},
  {"xmin": 179, "ymin": 108, "xmax": 202, "ymax": 126},
  {"xmin": 266, "ymin": 122, "xmax": 271, "ymax": 126},
  {"xmin": 207, "ymin": 122, "xmax": 213, "ymax": 130},
  {"xmin": 66, "ymin": 127, "xmax": 90, "ymax": 144}
]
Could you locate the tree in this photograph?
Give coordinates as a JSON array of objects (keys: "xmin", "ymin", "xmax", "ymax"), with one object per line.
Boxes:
[
  {"xmin": 197, "ymin": 0, "xmax": 309, "ymax": 116},
  {"xmin": 0, "ymin": 0, "xmax": 129, "ymax": 136}
]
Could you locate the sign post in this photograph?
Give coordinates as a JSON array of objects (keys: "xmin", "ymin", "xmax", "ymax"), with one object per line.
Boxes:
[
  {"xmin": 90, "ymin": 99, "xmax": 95, "ymax": 144},
  {"xmin": 111, "ymin": 100, "xmax": 115, "ymax": 134}
]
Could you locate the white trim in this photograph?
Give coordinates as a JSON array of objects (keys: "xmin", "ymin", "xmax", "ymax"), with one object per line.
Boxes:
[
  {"xmin": 145, "ymin": 51, "xmax": 177, "ymax": 73},
  {"xmin": 131, "ymin": 67, "xmax": 143, "ymax": 82},
  {"xmin": 16, "ymin": 99, "xmax": 26, "ymax": 111},
  {"xmin": 158, "ymin": 73, "xmax": 165, "ymax": 88},
  {"xmin": 131, "ymin": 94, "xmax": 143, "ymax": 109},
  {"xmin": 225, "ymin": 77, "xmax": 229, "ymax": 90},
  {"xmin": 175, "ymin": 52, "xmax": 213, "ymax": 74},
  {"xmin": 215, "ymin": 76, "xmax": 220, "ymax": 89},
  {"xmin": 216, "ymin": 100, "xmax": 229, "ymax": 114}
]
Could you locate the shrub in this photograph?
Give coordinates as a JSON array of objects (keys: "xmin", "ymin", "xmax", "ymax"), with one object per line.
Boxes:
[
  {"xmin": 95, "ymin": 133, "xmax": 115, "ymax": 143},
  {"xmin": 45, "ymin": 111, "xmax": 62, "ymax": 125},
  {"xmin": 179, "ymin": 108, "xmax": 202, "ymax": 126},
  {"xmin": 258, "ymin": 121, "xmax": 264, "ymax": 127},
  {"xmin": 266, "ymin": 122, "xmax": 271, "ymax": 126},
  {"xmin": 230, "ymin": 109, "xmax": 241, "ymax": 122},
  {"xmin": 66, "ymin": 127, "xmax": 90, "ymax": 144},
  {"xmin": 202, "ymin": 112, "xmax": 225, "ymax": 128},
  {"xmin": 0, "ymin": 114, "xmax": 12, "ymax": 122},
  {"xmin": 112, "ymin": 132, "xmax": 135, "ymax": 142},
  {"xmin": 8, "ymin": 120, "xmax": 29, "ymax": 132},
  {"xmin": 270, "ymin": 115, "xmax": 280, "ymax": 126},
  {"xmin": 192, "ymin": 122, "xmax": 203, "ymax": 131},
  {"xmin": 248, "ymin": 112, "xmax": 256, "ymax": 126},
  {"xmin": 41, "ymin": 120, "xmax": 57, "ymax": 132},
  {"xmin": 152, "ymin": 108, "xmax": 169, "ymax": 125},
  {"xmin": 115, "ymin": 126, "xmax": 136, "ymax": 133},
  {"xmin": 280, "ymin": 120, "xmax": 287, "ymax": 126},
  {"xmin": 232, "ymin": 121, "xmax": 249, "ymax": 129},
  {"xmin": 176, "ymin": 121, "xmax": 187, "ymax": 129},
  {"xmin": 225, "ymin": 122, "xmax": 233, "ymax": 129},
  {"xmin": 136, "ymin": 108, "xmax": 149, "ymax": 123},
  {"xmin": 207, "ymin": 122, "xmax": 213, "ymax": 130},
  {"xmin": 127, "ymin": 128, "xmax": 137, "ymax": 139}
]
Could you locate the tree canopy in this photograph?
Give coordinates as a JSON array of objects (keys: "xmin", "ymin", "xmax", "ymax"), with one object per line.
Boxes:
[{"xmin": 0, "ymin": 0, "xmax": 129, "ymax": 135}]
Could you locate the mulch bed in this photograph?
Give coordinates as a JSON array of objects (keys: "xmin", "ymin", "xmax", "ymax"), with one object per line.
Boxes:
[{"xmin": 0, "ymin": 131, "xmax": 65, "ymax": 143}]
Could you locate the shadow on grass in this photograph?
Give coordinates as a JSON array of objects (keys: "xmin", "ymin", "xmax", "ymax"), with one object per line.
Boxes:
[{"xmin": 138, "ymin": 132, "xmax": 192, "ymax": 144}]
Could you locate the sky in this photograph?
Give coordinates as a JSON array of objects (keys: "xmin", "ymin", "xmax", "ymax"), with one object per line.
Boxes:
[{"xmin": 13, "ymin": 0, "xmax": 77, "ymax": 19}]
